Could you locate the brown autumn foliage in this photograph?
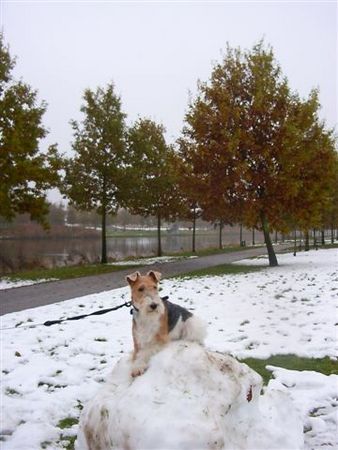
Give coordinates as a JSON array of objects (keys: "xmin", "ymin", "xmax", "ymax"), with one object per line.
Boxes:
[{"xmin": 179, "ymin": 41, "xmax": 337, "ymax": 266}]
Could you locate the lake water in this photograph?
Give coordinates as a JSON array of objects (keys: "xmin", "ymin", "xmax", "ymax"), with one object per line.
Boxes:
[{"xmin": 0, "ymin": 227, "xmax": 265, "ymax": 274}]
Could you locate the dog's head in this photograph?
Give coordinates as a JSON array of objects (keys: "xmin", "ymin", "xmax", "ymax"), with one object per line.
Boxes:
[{"xmin": 126, "ymin": 271, "xmax": 163, "ymax": 315}]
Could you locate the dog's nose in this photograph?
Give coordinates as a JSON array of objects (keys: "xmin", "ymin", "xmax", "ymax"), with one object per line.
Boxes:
[{"xmin": 150, "ymin": 303, "xmax": 158, "ymax": 310}]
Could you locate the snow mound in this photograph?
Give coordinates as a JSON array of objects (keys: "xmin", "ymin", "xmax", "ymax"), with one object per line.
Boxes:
[{"xmin": 76, "ymin": 342, "xmax": 303, "ymax": 450}]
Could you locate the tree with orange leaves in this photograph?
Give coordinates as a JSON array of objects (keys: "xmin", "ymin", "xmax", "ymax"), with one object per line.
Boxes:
[{"xmin": 180, "ymin": 41, "xmax": 337, "ymax": 266}]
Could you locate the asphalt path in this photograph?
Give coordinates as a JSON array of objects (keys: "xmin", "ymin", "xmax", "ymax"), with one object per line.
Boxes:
[{"xmin": 0, "ymin": 245, "xmax": 291, "ymax": 315}]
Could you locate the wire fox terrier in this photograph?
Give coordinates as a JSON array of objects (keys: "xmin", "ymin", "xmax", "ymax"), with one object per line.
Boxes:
[{"xmin": 126, "ymin": 270, "xmax": 206, "ymax": 377}]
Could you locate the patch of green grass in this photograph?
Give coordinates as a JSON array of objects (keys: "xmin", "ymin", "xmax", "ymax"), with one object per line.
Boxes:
[
  {"xmin": 3, "ymin": 242, "xmax": 269, "ymax": 282},
  {"xmin": 106, "ymin": 229, "xmax": 223, "ymax": 238},
  {"xmin": 4, "ymin": 247, "xmax": 247, "ymax": 282},
  {"xmin": 317, "ymin": 243, "xmax": 338, "ymax": 249},
  {"xmin": 291, "ymin": 242, "xmax": 338, "ymax": 254},
  {"xmin": 241, "ymin": 354, "xmax": 338, "ymax": 385},
  {"xmin": 168, "ymin": 244, "xmax": 266, "ymax": 259},
  {"xmin": 106, "ymin": 229, "xmax": 158, "ymax": 238},
  {"xmin": 57, "ymin": 417, "xmax": 79, "ymax": 429},
  {"xmin": 58, "ymin": 434, "xmax": 77, "ymax": 450},
  {"xmin": 175, "ymin": 263, "xmax": 266, "ymax": 279},
  {"xmin": 110, "ymin": 244, "xmax": 258, "ymax": 264},
  {"xmin": 5, "ymin": 262, "xmax": 140, "ymax": 283}
]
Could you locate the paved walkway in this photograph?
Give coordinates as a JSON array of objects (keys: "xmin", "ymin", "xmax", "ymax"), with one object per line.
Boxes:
[{"xmin": 0, "ymin": 245, "xmax": 291, "ymax": 315}]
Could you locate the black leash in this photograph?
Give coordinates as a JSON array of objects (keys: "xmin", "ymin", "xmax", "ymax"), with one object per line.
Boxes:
[
  {"xmin": 0, "ymin": 300, "xmax": 132, "ymax": 331},
  {"xmin": 43, "ymin": 301, "xmax": 132, "ymax": 327},
  {"xmin": 1, "ymin": 296, "xmax": 170, "ymax": 331}
]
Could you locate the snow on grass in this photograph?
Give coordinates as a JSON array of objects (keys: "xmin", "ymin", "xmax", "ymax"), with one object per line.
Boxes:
[
  {"xmin": 175, "ymin": 248, "xmax": 338, "ymax": 359},
  {"xmin": 267, "ymin": 366, "xmax": 338, "ymax": 450},
  {"xmin": 0, "ymin": 278, "xmax": 59, "ymax": 291},
  {"xmin": 1, "ymin": 248, "xmax": 337, "ymax": 449},
  {"xmin": 111, "ymin": 255, "xmax": 198, "ymax": 266}
]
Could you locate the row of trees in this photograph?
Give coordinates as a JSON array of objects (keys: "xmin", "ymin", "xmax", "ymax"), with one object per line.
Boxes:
[
  {"xmin": 1, "ymin": 34, "xmax": 337, "ymax": 266},
  {"xmin": 178, "ymin": 43, "xmax": 338, "ymax": 265}
]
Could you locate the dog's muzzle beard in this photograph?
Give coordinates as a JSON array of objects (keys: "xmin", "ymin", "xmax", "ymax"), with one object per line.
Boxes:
[{"xmin": 131, "ymin": 297, "xmax": 161, "ymax": 316}]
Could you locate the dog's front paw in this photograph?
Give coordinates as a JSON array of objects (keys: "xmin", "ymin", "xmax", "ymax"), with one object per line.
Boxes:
[{"xmin": 131, "ymin": 365, "xmax": 147, "ymax": 378}]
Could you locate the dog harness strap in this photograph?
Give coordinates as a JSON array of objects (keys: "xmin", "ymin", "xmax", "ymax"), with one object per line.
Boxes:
[{"xmin": 130, "ymin": 304, "xmax": 139, "ymax": 315}]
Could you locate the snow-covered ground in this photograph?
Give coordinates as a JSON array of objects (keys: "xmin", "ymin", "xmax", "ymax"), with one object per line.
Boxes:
[
  {"xmin": 0, "ymin": 278, "xmax": 59, "ymax": 291},
  {"xmin": 1, "ymin": 248, "xmax": 337, "ymax": 449}
]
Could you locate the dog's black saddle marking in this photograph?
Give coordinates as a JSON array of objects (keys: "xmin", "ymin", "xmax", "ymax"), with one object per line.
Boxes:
[{"xmin": 162, "ymin": 298, "xmax": 193, "ymax": 333}]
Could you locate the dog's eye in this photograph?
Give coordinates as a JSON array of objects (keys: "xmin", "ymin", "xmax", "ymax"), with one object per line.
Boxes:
[
  {"xmin": 138, "ymin": 286, "xmax": 145, "ymax": 292},
  {"xmin": 153, "ymin": 286, "xmax": 157, "ymax": 289}
]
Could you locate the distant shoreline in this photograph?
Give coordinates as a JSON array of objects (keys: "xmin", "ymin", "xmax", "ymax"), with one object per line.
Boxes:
[{"xmin": 0, "ymin": 229, "xmax": 226, "ymax": 241}]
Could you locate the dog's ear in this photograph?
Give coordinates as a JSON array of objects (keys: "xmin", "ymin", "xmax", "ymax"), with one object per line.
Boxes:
[
  {"xmin": 126, "ymin": 271, "xmax": 141, "ymax": 286},
  {"xmin": 147, "ymin": 271, "xmax": 161, "ymax": 283}
]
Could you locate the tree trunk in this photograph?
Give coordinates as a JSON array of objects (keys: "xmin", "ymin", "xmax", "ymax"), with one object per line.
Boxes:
[
  {"xmin": 321, "ymin": 230, "xmax": 325, "ymax": 246},
  {"xmin": 331, "ymin": 224, "xmax": 334, "ymax": 244},
  {"xmin": 304, "ymin": 230, "xmax": 310, "ymax": 251},
  {"xmin": 192, "ymin": 206, "xmax": 196, "ymax": 253},
  {"xmin": 275, "ymin": 230, "xmax": 278, "ymax": 244},
  {"xmin": 239, "ymin": 223, "xmax": 243, "ymax": 246},
  {"xmin": 157, "ymin": 212, "xmax": 162, "ymax": 257},
  {"xmin": 260, "ymin": 212, "xmax": 278, "ymax": 266},
  {"xmin": 101, "ymin": 204, "xmax": 107, "ymax": 264},
  {"xmin": 219, "ymin": 220, "xmax": 223, "ymax": 250},
  {"xmin": 293, "ymin": 229, "xmax": 297, "ymax": 256},
  {"xmin": 313, "ymin": 228, "xmax": 317, "ymax": 249},
  {"xmin": 252, "ymin": 228, "xmax": 255, "ymax": 246}
]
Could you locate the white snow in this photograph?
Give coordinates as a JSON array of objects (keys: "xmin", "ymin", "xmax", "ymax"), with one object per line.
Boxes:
[
  {"xmin": 1, "ymin": 248, "xmax": 337, "ymax": 449},
  {"xmin": 111, "ymin": 255, "xmax": 198, "ymax": 266},
  {"xmin": 0, "ymin": 278, "xmax": 59, "ymax": 291},
  {"xmin": 267, "ymin": 366, "xmax": 338, "ymax": 450}
]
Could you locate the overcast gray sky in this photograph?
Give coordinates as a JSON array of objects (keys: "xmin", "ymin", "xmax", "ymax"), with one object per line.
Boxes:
[{"xmin": 1, "ymin": 1, "xmax": 337, "ymax": 200}]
